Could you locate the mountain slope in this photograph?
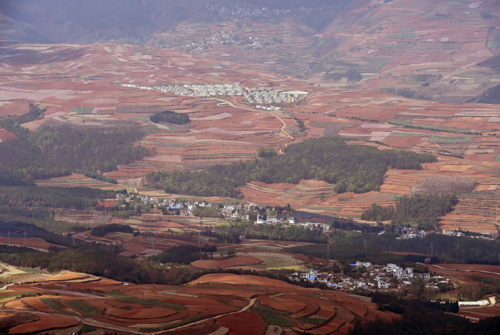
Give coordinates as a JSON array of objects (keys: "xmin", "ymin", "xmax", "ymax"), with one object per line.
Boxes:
[{"xmin": 1, "ymin": 0, "xmax": 499, "ymax": 102}]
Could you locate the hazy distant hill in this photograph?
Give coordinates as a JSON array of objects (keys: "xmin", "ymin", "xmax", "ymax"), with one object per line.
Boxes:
[
  {"xmin": 0, "ymin": 0, "xmax": 351, "ymax": 43},
  {"xmin": 1, "ymin": 0, "xmax": 174, "ymax": 43},
  {"xmin": 2, "ymin": 0, "xmax": 499, "ymax": 103}
]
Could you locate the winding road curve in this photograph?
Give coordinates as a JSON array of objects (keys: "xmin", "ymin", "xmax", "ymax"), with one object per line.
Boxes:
[
  {"xmin": 216, "ymin": 97, "xmax": 295, "ymax": 142},
  {"xmin": 1, "ymin": 295, "xmax": 258, "ymax": 335},
  {"xmin": 152, "ymin": 297, "xmax": 257, "ymax": 334}
]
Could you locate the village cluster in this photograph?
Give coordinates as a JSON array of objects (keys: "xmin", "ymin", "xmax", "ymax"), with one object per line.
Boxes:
[
  {"xmin": 206, "ymin": 3, "xmax": 313, "ymax": 20},
  {"xmin": 392, "ymin": 226, "xmax": 428, "ymax": 240},
  {"xmin": 290, "ymin": 261, "xmax": 451, "ymax": 292},
  {"xmin": 121, "ymin": 83, "xmax": 308, "ymax": 107},
  {"xmin": 116, "ymin": 194, "xmax": 498, "ymax": 240},
  {"xmin": 115, "ymin": 194, "xmax": 331, "ymax": 232},
  {"xmin": 159, "ymin": 25, "xmax": 265, "ymax": 52}
]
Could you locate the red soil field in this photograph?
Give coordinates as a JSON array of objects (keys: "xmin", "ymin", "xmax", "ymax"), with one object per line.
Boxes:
[
  {"xmin": 105, "ymin": 305, "xmax": 177, "ymax": 320},
  {"xmin": 426, "ymin": 264, "xmax": 500, "ymax": 281},
  {"xmin": 153, "ymin": 221, "xmax": 184, "ymax": 228},
  {"xmin": 216, "ymin": 311, "xmax": 267, "ymax": 335},
  {"xmin": 241, "ymin": 179, "xmax": 334, "ymax": 210},
  {"xmin": 459, "ymin": 305, "xmax": 500, "ymax": 320},
  {"xmin": 178, "ymin": 286, "xmax": 263, "ymax": 300},
  {"xmin": 211, "ymin": 297, "xmax": 248, "ymax": 310},
  {"xmin": 40, "ymin": 271, "xmax": 92, "ymax": 282},
  {"xmin": 98, "ymin": 200, "xmax": 118, "ymax": 208},
  {"xmin": 0, "ymin": 100, "xmax": 33, "ymax": 117},
  {"xmin": 19, "ymin": 297, "xmax": 59, "ymax": 314},
  {"xmin": 8, "ymin": 314, "xmax": 79, "ymax": 334},
  {"xmin": 259, "ymin": 294, "xmax": 306, "ymax": 314},
  {"xmin": 189, "ymin": 274, "xmax": 299, "ymax": 289},
  {"xmin": 101, "ymin": 309, "xmax": 191, "ymax": 327},
  {"xmin": 382, "ymin": 135, "xmax": 424, "ymax": 148},
  {"xmin": 0, "ymin": 128, "xmax": 17, "ymax": 141},
  {"xmin": 0, "ymin": 269, "xmax": 400, "ymax": 334},
  {"xmin": 165, "ymin": 320, "xmax": 223, "ymax": 335},
  {"xmin": 5, "ymin": 41, "xmax": 500, "ymax": 233},
  {"xmin": 3, "ymin": 300, "xmax": 30, "ymax": 311},
  {"xmin": 190, "ymin": 256, "xmax": 263, "ymax": 270},
  {"xmin": 121, "ymin": 241, "xmax": 146, "ymax": 254},
  {"xmin": 0, "ymin": 237, "xmax": 56, "ymax": 251},
  {"xmin": 316, "ymin": 309, "xmax": 353, "ymax": 335},
  {"xmin": 290, "ymin": 302, "xmax": 320, "ymax": 319},
  {"xmin": 438, "ymin": 264, "xmax": 500, "ymax": 273}
]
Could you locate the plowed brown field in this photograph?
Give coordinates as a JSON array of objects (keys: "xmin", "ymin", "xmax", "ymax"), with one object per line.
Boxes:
[
  {"xmin": 190, "ymin": 256, "xmax": 263, "ymax": 270},
  {"xmin": 216, "ymin": 311, "xmax": 266, "ymax": 335}
]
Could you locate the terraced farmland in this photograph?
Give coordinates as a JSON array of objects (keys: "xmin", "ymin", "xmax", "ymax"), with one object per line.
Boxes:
[{"xmin": 0, "ymin": 271, "xmax": 398, "ymax": 334}]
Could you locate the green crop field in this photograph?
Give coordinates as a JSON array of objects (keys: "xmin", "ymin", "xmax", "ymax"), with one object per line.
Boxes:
[
  {"xmin": 66, "ymin": 299, "xmax": 101, "ymax": 318},
  {"xmin": 107, "ymin": 291, "xmax": 186, "ymax": 310},
  {"xmin": 429, "ymin": 135, "xmax": 472, "ymax": 143},
  {"xmin": 251, "ymin": 305, "xmax": 291, "ymax": 327},
  {"xmin": 40, "ymin": 298, "xmax": 78, "ymax": 316},
  {"xmin": 69, "ymin": 107, "xmax": 93, "ymax": 114},
  {"xmin": 386, "ymin": 33, "xmax": 416, "ymax": 39},
  {"xmin": 389, "ymin": 133, "xmax": 427, "ymax": 137}
]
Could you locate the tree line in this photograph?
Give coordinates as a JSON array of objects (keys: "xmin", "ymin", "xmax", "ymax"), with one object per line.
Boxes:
[
  {"xmin": 150, "ymin": 110, "xmax": 190, "ymax": 124},
  {"xmin": 147, "ymin": 137, "xmax": 436, "ymax": 197},
  {"xmin": 0, "ymin": 221, "xmax": 74, "ymax": 248},
  {"xmin": 350, "ymin": 299, "xmax": 500, "ymax": 335},
  {"xmin": 213, "ymin": 221, "xmax": 328, "ymax": 243},
  {"xmin": 0, "ymin": 103, "xmax": 45, "ymax": 130},
  {"xmin": 287, "ymin": 232, "xmax": 500, "ymax": 265},
  {"xmin": 361, "ymin": 194, "xmax": 458, "ymax": 229},
  {"xmin": 0, "ymin": 118, "xmax": 149, "ymax": 185},
  {"xmin": 151, "ymin": 244, "xmax": 217, "ymax": 265},
  {"xmin": 91, "ymin": 223, "xmax": 134, "ymax": 237},
  {"xmin": 374, "ymin": 233, "xmax": 500, "ymax": 264},
  {"xmin": 0, "ymin": 186, "xmax": 117, "ymax": 209}
]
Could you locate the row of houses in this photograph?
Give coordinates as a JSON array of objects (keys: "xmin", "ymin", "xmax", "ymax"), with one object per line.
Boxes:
[
  {"xmin": 442, "ymin": 229, "xmax": 496, "ymax": 240},
  {"xmin": 458, "ymin": 296, "xmax": 496, "ymax": 307}
]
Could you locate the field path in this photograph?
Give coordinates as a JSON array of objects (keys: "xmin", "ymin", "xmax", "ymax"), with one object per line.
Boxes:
[
  {"xmin": 153, "ymin": 297, "xmax": 257, "ymax": 334},
  {"xmin": 270, "ymin": 110, "xmax": 294, "ymax": 141},
  {"xmin": 1, "ymin": 309, "xmax": 143, "ymax": 335},
  {"xmin": 30, "ymin": 285, "xmax": 106, "ymax": 298},
  {"xmin": 216, "ymin": 97, "xmax": 294, "ymax": 141},
  {"xmin": 2, "ymin": 296, "xmax": 258, "ymax": 335}
]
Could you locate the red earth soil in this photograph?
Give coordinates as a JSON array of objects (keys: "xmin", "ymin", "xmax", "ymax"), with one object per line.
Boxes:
[
  {"xmin": 190, "ymin": 256, "xmax": 263, "ymax": 269},
  {"xmin": 216, "ymin": 311, "xmax": 267, "ymax": 335},
  {"xmin": 8, "ymin": 314, "xmax": 79, "ymax": 334}
]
